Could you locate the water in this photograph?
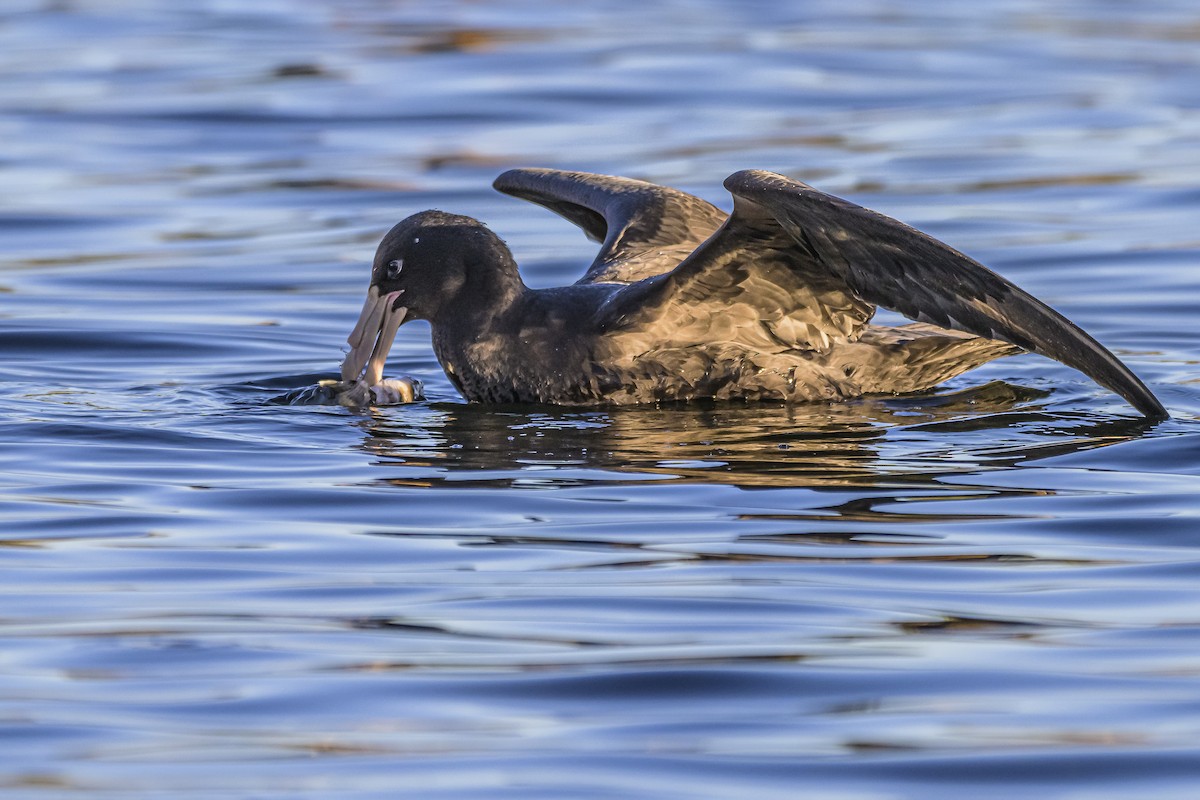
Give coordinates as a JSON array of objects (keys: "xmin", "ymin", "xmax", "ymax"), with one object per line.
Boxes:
[{"xmin": 3, "ymin": 1, "xmax": 1200, "ymax": 797}]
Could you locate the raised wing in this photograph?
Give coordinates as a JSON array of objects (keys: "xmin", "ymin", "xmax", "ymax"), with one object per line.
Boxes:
[
  {"xmin": 604, "ymin": 170, "xmax": 1167, "ymax": 419},
  {"xmin": 493, "ymin": 168, "xmax": 727, "ymax": 284},
  {"xmin": 599, "ymin": 187, "xmax": 876, "ymax": 355}
]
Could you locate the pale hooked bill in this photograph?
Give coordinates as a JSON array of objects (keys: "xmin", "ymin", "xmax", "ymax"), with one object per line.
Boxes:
[{"xmin": 342, "ymin": 285, "xmax": 407, "ymax": 387}]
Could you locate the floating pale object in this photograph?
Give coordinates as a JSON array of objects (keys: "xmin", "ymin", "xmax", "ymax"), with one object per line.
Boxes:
[{"xmin": 276, "ymin": 377, "xmax": 423, "ymax": 407}]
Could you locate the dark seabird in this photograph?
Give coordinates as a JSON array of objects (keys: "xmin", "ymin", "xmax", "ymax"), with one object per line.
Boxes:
[{"xmin": 341, "ymin": 168, "xmax": 1166, "ymax": 418}]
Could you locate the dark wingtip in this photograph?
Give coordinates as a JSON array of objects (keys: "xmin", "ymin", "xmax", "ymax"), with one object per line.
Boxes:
[
  {"xmin": 492, "ymin": 167, "xmax": 541, "ymax": 195},
  {"xmin": 1102, "ymin": 359, "xmax": 1167, "ymax": 419},
  {"xmin": 724, "ymin": 169, "xmax": 779, "ymax": 194},
  {"xmin": 725, "ymin": 169, "xmax": 816, "ymax": 195},
  {"xmin": 1061, "ymin": 329, "xmax": 1168, "ymax": 420},
  {"xmin": 494, "ymin": 167, "xmax": 596, "ymax": 198},
  {"xmin": 1128, "ymin": 383, "xmax": 1169, "ymax": 420}
]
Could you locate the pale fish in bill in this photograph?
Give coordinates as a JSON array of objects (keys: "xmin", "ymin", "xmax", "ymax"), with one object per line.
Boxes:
[{"xmin": 274, "ymin": 377, "xmax": 424, "ymax": 407}]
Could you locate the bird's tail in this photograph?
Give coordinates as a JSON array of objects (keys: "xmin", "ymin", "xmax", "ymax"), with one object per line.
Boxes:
[{"xmin": 849, "ymin": 323, "xmax": 1022, "ymax": 395}]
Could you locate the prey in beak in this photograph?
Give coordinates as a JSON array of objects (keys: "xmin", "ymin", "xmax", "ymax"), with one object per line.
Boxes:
[{"xmin": 341, "ymin": 285, "xmax": 408, "ymax": 386}]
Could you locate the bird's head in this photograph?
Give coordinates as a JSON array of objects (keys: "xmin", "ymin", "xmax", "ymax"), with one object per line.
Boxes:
[{"xmin": 341, "ymin": 211, "xmax": 518, "ymax": 386}]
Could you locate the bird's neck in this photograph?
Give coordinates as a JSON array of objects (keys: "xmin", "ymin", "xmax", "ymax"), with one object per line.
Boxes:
[{"xmin": 431, "ymin": 256, "xmax": 528, "ymax": 331}]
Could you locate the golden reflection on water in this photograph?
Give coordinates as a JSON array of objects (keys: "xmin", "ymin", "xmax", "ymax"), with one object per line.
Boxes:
[{"xmin": 353, "ymin": 381, "xmax": 1155, "ymax": 490}]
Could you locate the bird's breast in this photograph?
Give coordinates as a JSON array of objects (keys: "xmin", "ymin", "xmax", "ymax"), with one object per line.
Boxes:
[{"xmin": 433, "ymin": 327, "xmax": 605, "ymax": 404}]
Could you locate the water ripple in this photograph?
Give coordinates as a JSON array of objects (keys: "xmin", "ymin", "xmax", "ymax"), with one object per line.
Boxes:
[{"xmin": 3, "ymin": 1, "xmax": 1200, "ymax": 797}]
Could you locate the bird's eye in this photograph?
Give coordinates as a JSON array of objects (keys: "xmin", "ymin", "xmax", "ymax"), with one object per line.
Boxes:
[{"xmin": 386, "ymin": 259, "xmax": 403, "ymax": 280}]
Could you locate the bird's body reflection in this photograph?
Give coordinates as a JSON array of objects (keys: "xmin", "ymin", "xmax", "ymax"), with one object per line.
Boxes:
[{"xmin": 350, "ymin": 381, "xmax": 1155, "ymax": 492}]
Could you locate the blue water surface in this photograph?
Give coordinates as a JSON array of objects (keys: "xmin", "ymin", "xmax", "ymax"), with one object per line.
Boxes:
[{"xmin": 3, "ymin": 1, "xmax": 1200, "ymax": 798}]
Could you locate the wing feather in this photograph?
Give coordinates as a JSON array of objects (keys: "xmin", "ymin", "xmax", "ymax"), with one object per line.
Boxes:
[
  {"xmin": 601, "ymin": 169, "xmax": 1166, "ymax": 418},
  {"xmin": 601, "ymin": 186, "xmax": 875, "ymax": 353},
  {"xmin": 494, "ymin": 168, "xmax": 727, "ymax": 284},
  {"xmin": 725, "ymin": 170, "xmax": 1165, "ymax": 418}
]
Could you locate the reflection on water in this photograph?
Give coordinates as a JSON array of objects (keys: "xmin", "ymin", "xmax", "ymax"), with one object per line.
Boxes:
[
  {"xmin": 353, "ymin": 381, "xmax": 1152, "ymax": 490},
  {"xmin": 3, "ymin": 0, "xmax": 1200, "ymax": 797}
]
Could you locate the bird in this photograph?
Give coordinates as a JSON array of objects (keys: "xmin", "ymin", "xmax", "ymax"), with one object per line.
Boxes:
[{"xmin": 340, "ymin": 168, "xmax": 1166, "ymax": 418}]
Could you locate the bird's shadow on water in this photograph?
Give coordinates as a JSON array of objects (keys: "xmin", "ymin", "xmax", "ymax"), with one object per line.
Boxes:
[{"xmin": 333, "ymin": 380, "xmax": 1164, "ymax": 491}]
